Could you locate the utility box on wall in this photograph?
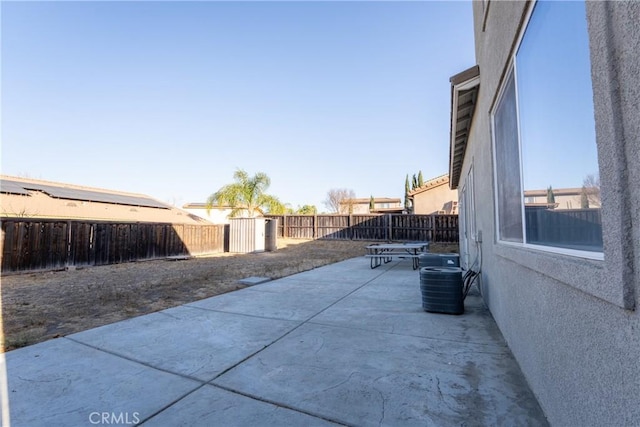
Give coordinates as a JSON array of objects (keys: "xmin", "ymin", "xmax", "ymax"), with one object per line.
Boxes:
[{"xmin": 229, "ymin": 218, "xmax": 266, "ymax": 253}]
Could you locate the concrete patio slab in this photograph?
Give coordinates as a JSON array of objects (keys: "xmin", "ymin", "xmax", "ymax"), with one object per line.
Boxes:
[
  {"xmin": 5, "ymin": 256, "xmax": 548, "ymax": 426},
  {"xmin": 186, "ymin": 287, "xmax": 344, "ymax": 321},
  {"xmin": 273, "ymin": 258, "xmax": 395, "ymax": 284},
  {"xmin": 143, "ymin": 384, "xmax": 340, "ymax": 426},
  {"xmin": 349, "ymin": 273, "xmax": 425, "ymax": 303},
  {"xmin": 4, "ymin": 338, "xmax": 199, "ymax": 427},
  {"xmin": 311, "ymin": 290, "xmax": 504, "ymax": 345},
  {"xmin": 68, "ymin": 305, "xmax": 298, "ymax": 382},
  {"xmin": 214, "ymin": 322, "xmax": 544, "ymax": 427},
  {"xmin": 249, "ymin": 276, "xmax": 367, "ymax": 297}
]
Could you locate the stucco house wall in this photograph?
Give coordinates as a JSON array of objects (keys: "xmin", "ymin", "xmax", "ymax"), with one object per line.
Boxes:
[
  {"xmin": 523, "ymin": 188, "xmax": 597, "ymax": 210},
  {"xmin": 347, "ymin": 203, "xmax": 371, "ymax": 215},
  {"xmin": 409, "ymin": 176, "xmax": 459, "ymax": 214},
  {"xmin": 453, "ymin": 1, "xmax": 639, "ymax": 425},
  {"xmin": 339, "ymin": 198, "xmax": 402, "ymax": 214}
]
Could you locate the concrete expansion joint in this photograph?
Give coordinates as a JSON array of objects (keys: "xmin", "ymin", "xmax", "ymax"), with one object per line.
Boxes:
[
  {"xmin": 65, "ymin": 331, "xmax": 350, "ymax": 425},
  {"xmin": 137, "ymin": 383, "xmax": 209, "ymax": 425},
  {"xmin": 182, "ymin": 302, "xmax": 299, "ymax": 323},
  {"xmin": 166, "ymin": 264, "xmax": 398, "ymax": 426},
  {"xmin": 63, "ymin": 336, "xmax": 207, "ymax": 384},
  {"xmin": 207, "ymin": 382, "xmax": 352, "ymax": 427},
  {"xmin": 207, "ymin": 262, "xmax": 397, "ymax": 383},
  {"xmin": 303, "ymin": 262, "xmax": 399, "ymax": 324}
]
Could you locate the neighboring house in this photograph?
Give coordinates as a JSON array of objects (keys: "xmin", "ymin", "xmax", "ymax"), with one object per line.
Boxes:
[
  {"xmin": 182, "ymin": 202, "xmax": 235, "ymax": 224},
  {"xmin": 448, "ymin": 2, "xmax": 638, "ymax": 426},
  {"xmin": 339, "ymin": 197, "xmax": 403, "ymax": 214},
  {"xmin": 0, "ymin": 175, "xmax": 208, "ymax": 225},
  {"xmin": 408, "ymin": 174, "xmax": 458, "ymax": 214},
  {"xmin": 524, "ymin": 187, "xmax": 600, "ymax": 209}
]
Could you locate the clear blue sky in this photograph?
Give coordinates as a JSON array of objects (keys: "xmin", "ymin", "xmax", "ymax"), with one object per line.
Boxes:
[
  {"xmin": 516, "ymin": 0, "xmax": 599, "ymax": 192},
  {"xmin": 1, "ymin": 0, "xmax": 475, "ymax": 212}
]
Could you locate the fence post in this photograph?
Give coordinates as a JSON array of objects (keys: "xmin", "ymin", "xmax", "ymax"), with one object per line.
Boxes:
[
  {"xmin": 283, "ymin": 214, "xmax": 288, "ymax": 238},
  {"xmin": 312, "ymin": 215, "xmax": 317, "ymax": 239},
  {"xmin": 66, "ymin": 220, "xmax": 73, "ymax": 268},
  {"xmin": 0, "ymin": 224, "xmax": 4, "ymax": 272},
  {"xmin": 387, "ymin": 214, "xmax": 392, "ymax": 242},
  {"xmin": 431, "ymin": 214, "xmax": 437, "ymax": 242}
]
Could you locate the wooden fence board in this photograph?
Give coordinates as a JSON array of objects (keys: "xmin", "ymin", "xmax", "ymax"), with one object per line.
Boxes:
[
  {"xmin": 1, "ymin": 219, "xmax": 227, "ymax": 273},
  {"xmin": 318, "ymin": 215, "xmax": 350, "ymax": 239},
  {"xmin": 69, "ymin": 222, "xmax": 91, "ymax": 266},
  {"xmin": 264, "ymin": 214, "xmax": 459, "ymax": 243},
  {"xmin": 1, "ymin": 214, "xmax": 456, "ymax": 273},
  {"xmin": 286, "ymin": 215, "xmax": 315, "ymax": 239},
  {"xmin": 351, "ymin": 215, "xmax": 388, "ymax": 240},
  {"xmin": 525, "ymin": 208, "xmax": 602, "ymax": 250}
]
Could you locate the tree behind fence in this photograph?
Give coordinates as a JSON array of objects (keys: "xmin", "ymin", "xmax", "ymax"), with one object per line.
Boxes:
[{"xmin": 1, "ymin": 219, "xmax": 226, "ymax": 273}]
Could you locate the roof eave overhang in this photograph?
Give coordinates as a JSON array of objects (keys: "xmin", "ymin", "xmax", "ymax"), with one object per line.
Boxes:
[
  {"xmin": 407, "ymin": 179, "xmax": 450, "ymax": 197},
  {"xmin": 449, "ymin": 65, "xmax": 480, "ymax": 190}
]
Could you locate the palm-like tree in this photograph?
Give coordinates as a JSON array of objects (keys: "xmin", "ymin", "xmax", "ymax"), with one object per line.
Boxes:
[{"xmin": 206, "ymin": 169, "xmax": 285, "ymax": 217}]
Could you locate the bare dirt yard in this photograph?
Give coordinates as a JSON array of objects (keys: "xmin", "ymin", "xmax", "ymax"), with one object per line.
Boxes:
[{"xmin": 1, "ymin": 239, "xmax": 457, "ymax": 352}]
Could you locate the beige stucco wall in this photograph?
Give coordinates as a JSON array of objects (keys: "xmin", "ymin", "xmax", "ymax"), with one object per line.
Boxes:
[
  {"xmin": 525, "ymin": 194, "xmax": 582, "ymax": 209},
  {"xmin": 455, "ymin": 1, "xmax": 640, "ymax": 425},
  {"xmin": 339, "ymin": 200, "xmax": 401, "ymax": 214},
  {"xmin": 411, "ymin": 183, "xmax": 458, "ymax": 214}
]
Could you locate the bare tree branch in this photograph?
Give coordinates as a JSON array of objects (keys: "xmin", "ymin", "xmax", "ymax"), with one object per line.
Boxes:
[
  {"xmin": 324, "ymin": 188, "xmax": 356, "ymax": 214},
  {"xmin": 582, "ymin": 173, "xmax": 601, "ymax": 207}
]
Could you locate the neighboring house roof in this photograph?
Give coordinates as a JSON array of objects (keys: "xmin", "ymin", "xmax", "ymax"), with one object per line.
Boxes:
[
  {"xmin": 407, "ymin": 174, "xmax": 450, "ymax": 197},
  {"xmin": 371, "ymin": 207, "xmax": 405, "ymax": 214},
  {"xmin": 449, "ymin": 65, "xmax": 480, "ymax": 190},
  {"xmin": 0, "ymin": 175, "xmax": 208, "ymax": 224},
  {"xmin": 342, "ymin": 198, "xmax": 401, "ymax": 204},
  {"xmin": 1, "ymin": 176, "xmax": 169, "ymax": 209},
  {"xmin": 524, "ymin": 188, "xmax": 583, "ymax": 197}
]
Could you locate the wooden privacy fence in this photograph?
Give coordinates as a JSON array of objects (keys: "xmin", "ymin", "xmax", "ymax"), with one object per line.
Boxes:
[
  {"xmin": 1, "ymin": 215, "xmax": 458, "ymax": 273},
  {"xmin": 264, "ymin": 214, "xmax": 459, "ymax": 243},
  {"xmin": 1, "ymin": 219, "xmax": 226, "ymax": 273},
  {"xmin": 525, "ymin": 207, "xmax": 603, "ymax": 250}
]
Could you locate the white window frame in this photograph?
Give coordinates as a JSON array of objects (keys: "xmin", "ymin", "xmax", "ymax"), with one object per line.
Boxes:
[
  {"xmin": 490, "ymin": 2, "xmax": 603, "ymax": 261},
  {"xmin": 491, "ymin": 63, "xmax": 525, "ymax": 245}
]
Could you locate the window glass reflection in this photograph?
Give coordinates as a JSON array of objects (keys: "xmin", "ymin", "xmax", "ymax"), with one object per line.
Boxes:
[{"xmin": 516, "ymin": 1, "xmax": 602, "ymax": 252}]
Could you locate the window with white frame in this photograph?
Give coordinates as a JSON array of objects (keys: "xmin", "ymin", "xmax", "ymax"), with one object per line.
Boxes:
[{"xmin": 491, "ymin": 0, "xmax": 603, "ymax": 257}]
